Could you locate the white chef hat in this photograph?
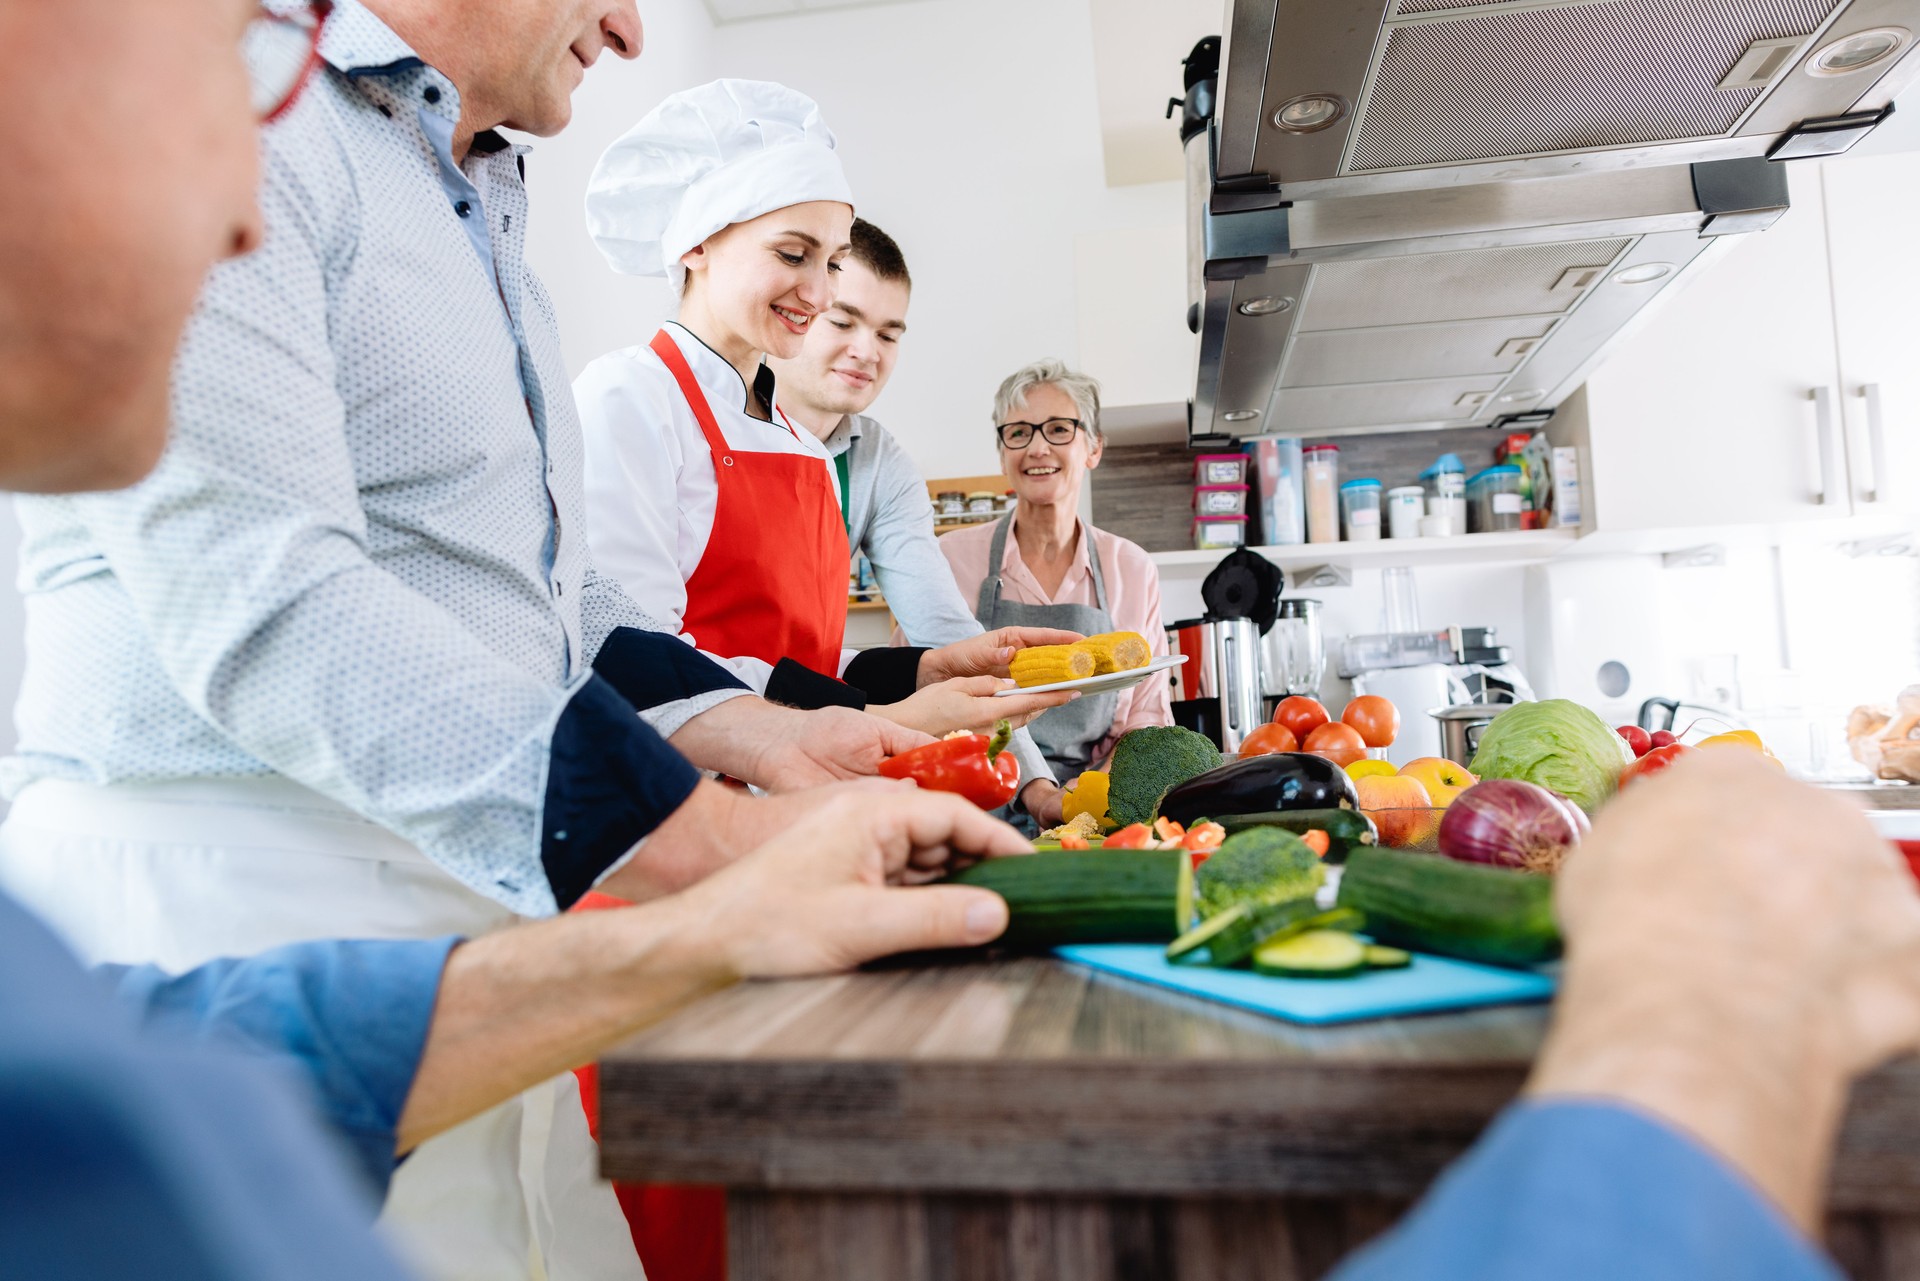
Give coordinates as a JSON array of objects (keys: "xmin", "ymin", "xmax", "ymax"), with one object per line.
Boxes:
[{"xmin": 586, "ymin": 79, "xmax": 854, "ymax": 282}]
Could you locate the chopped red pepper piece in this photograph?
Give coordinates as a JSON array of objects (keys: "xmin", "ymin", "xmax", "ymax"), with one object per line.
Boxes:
[{"xmin": 1300, "ymin": 829, "xmax": 1331, "ymax": 859}]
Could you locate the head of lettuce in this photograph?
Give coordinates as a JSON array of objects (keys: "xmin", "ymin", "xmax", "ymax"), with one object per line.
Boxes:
[{"xmin": 1467, "ymin": 699, "xmax": 1633, "ymax": 815}]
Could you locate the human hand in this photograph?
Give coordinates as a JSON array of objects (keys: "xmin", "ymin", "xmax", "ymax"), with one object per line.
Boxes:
[
  {"xmin": 874, "ymin": 675, "xmax": 1075, "ymax": 736},
  {"xmin": 1529, "ymin": 749, "xmax": 1920, "ymax": 1230},
  {"xmin": 596, "ymin": 777, "xmax": 907, "ymax": 902},
  {"xmin": 665, "ymin": 789, "xmax": 1030, "ymax": 977},
  {"xmin": 1020, "ymin": 778, "xmax": 1065, "ymax": 827},
  {"xmin": 669, "ymin": 699, "xmax": 935, "ymax": 791},
  {"xmin": 917, "ymin": 626, "xmax": 1085, "ymax": 688}
]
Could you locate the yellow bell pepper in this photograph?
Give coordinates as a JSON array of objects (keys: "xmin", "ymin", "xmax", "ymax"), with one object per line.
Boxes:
[
  {"xmin": 1061, "ymin": 770, "xmax": 1111, "ymax": 825},
  {"xmin": 1697, "ymin": 729, "xmax": 1784, "ymax": 767}
]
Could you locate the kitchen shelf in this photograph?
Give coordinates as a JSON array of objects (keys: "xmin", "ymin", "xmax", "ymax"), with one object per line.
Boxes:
[{"xmin": 1150, "ymin": 528, "xmax": 1580, "ymax": 574}]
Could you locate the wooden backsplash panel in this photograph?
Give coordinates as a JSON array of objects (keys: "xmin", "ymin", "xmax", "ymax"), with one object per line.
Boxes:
[{"xmin": 1091, "ymin": 427, "xmax": 1515, "ymax": 553}]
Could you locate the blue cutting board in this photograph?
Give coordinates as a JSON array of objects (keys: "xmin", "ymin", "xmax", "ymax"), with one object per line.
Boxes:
[{"xmin": 1055, "ymin": 943, "xmax": 1556, "ymax": 1026}]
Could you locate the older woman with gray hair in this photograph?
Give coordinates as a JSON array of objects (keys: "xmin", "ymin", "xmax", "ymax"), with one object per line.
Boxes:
[{"xmin": 934, "ymin": 361, "xmax": 1173, "ymax": 814}]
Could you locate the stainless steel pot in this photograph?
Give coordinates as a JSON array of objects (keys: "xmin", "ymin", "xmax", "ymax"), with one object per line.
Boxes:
[{"xmin": 1430, "ymin": 703, "xmax": 1503, "ymax": 764}]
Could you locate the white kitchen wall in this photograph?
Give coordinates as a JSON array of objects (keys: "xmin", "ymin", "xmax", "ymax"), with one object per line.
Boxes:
[{"xmin": 524, "ymin": 0, "xmax": 1189, "ymax": 481}]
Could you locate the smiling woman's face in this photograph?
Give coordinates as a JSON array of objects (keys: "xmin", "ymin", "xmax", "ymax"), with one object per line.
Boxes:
[
  {"xmin": 684, "ymin": 202, "xmax": 854, "ymax": 363},
  {"xmin": 997, "ymin": 382, "xmax": 1102, "ymax": 509}
]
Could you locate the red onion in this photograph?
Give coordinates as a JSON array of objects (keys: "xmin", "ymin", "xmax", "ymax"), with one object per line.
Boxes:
[{"xmin": 1437, "ymin": 778, "xmax": 1584, "ymax": 873}]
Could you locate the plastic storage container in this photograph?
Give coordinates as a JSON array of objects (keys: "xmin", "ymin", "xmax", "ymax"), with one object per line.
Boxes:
[
  {"xmin": 1192, "ymin": 484, "xmax": 1249, "ymax": 516},
  {"xmin": 1386, "ymin": 486, "xmax": 1425, "ymax": 539},
  {"xmin": 1419, "ymin": 454, "xmax": 1467, "ymax": 532},
  {"xmin": 1246, "ymin": 438, "xmax": 1305, "ymax": 545},
  {"xmin": 1340, "ymin": 479, "xmax": 1383, "ymax": 542},
  {"xmin": 1193, "ymin": 454, "xmax": 1248, "ymax": 486},
  {"xmin": 1303, "ymin": 444, "xmax": 1340, "ymax": 543},
  {"xmin": 1467, "ymin": 465, "xmax": 1525, "ymax": 532},
  {"xmin": 1192, "ymin": 515, "xmax": 1249, "ymax": 550}
]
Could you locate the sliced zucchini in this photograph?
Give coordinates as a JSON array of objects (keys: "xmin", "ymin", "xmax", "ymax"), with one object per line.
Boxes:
[
  {"xmin": 1252, "ymin": 929, "xmax": 1368, "ymax": 979},
  {"xmin": 1166, "ymin": 903, "xmax": 1250, "ymax": 964},
  {"xmin": 1362, "ymin": 944, "xmax": 1412, "ymax": 970}
]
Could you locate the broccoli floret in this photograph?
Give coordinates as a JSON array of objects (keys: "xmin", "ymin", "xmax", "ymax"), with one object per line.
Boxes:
[
  {"xmin": 1106, "ymin": 726, "xmax": 1222, "ymax": 827},
  {"xmin": 1193, "ymin": 827, "xmax": 1325, "ymax": 920}
]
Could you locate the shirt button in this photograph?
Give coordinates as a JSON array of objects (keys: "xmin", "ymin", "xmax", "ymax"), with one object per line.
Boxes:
[
  {"xmin": 423, "ymin": 85, "xmax": 441, "ymax": 104},
  {"xmin": 552, "ymin": 580, "xmax": 563, "ymax": 597},
  {"xmin": 455, "ymin": 200, "xmax": 472, "ymax": 218}
]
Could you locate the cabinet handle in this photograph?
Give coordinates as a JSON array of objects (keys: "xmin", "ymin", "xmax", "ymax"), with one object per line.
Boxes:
[
  {"xmin": 1811, "ymin": 387, "xmax": 1836, "ymax": 506},
  {"xmin": 1859, "ymin": 383, "xmax": 1887, "ymax": 505}
]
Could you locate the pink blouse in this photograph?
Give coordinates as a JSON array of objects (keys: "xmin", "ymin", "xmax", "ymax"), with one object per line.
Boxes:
[{"xmin": 926, "ymin": 519, "xmax": 1173, "ymax": 769}]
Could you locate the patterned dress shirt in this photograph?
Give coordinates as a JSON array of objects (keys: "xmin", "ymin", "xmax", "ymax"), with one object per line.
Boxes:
[{"xmin": 2, "ymin": 0, "xmax": 742, "ymax": 917}]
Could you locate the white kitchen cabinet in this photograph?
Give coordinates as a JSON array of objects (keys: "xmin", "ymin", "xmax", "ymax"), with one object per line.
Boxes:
[
  {"xmin": 1821, "ymin": 150, "xmax": 1920, "ymax": 519},
  {"xmin": 1572, "ymin": 163, "xmax": 1858, "ymax": 534}
]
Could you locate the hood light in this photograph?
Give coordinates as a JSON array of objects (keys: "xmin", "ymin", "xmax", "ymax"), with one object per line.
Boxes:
[
  {"xmin": 1612, "ymin": 262, "xmax": 1675, "ymax": 285},
  {"xmin": 1809, "ymin": 27, "xmax": 1910, "ymax": 75},
  {"xmin": 1498, "ymin": 389, "xmax": 1545, "ymax": 405},
  {"xmin": 1238, "ymin": 295, "xmax": 1294, "ymax": 316},
  {"xmin": 1272, "ymin": 94, "xmax": 1345, "ymax": 133},
  {"xmin": 1222, "ymin": 409, "xmax": 1260, "ymax": 422}
]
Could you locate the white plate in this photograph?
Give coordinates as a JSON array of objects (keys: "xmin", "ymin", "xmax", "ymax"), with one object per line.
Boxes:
[{"xmin": 993, "ymin": 653, "xmax": 1187, "ymax": 698}]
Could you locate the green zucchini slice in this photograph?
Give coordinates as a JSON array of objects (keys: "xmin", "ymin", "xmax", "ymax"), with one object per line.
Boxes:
[{"xmin": 1252, "ymin": 929, "xmax": 1368, "ymax": 979}]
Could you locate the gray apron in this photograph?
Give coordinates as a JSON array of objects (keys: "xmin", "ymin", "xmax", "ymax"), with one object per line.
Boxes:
[{"xmin": 974, "ymin": 514, "xmax": 1120, "ymax": 783}]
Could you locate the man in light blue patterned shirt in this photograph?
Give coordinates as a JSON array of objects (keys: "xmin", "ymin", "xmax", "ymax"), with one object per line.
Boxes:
[{"xmin": 0, "ymin": 1, "xmax": 940, "ymax": 1276}]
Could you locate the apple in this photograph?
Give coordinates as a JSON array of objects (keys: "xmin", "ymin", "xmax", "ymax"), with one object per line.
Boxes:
[
  {"xmin": 1355, "ymin": 774, "xmax": 1435, "ymax": 848},
  {"xmin": 1399, "ymin": 757, "xmax": 1478, "ymax": 809}
]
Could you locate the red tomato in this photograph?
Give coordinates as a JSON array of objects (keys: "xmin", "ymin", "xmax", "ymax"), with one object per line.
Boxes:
[
  {"xmin": 1616, "ymin": 725, "xmax": 1652, "ymax": 758},
  {"xmin": 1302, "ymin": 721, "xmax": 1367, "ymax": 767},
  {"xmin": 1238, "ymin": 723, "xmax": 1300, "ymax": 757},
  {"xmin": 1103, "ymin": 823, "xmax": 1152, "ymax": 849},
  {"xmin": 1621, "ymin": 742, "xmax": 1692, "ymax": 786},
  {"xmin": 1273, "ymin": 696, "xmax": 1331, "ymax": 742},
  {"xmin": 1341, "ymin": 695, "xmax": 1400, "ymax": 748}
]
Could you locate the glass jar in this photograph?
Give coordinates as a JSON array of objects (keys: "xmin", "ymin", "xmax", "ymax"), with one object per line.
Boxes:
[
  {"xmin": 1303, "ymin": 444, "xmax": 1340, "ymax": 543},
  {"xmin": 1339, "ymin": 479, "xmax": 1382, "ymax": 542}
]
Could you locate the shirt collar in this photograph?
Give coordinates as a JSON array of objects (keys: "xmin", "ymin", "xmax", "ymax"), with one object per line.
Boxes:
[
  {"xmin": 317, "ymin": 0, "xmax": 424, "ymax": 77},
  {"xmin": 819, "ymin": 413, "xmax": 867, "ymax": 457},
  {"xmin": 1002, "ymin": 517, "xmax": 1093, "ymax": 593},
  {"xmin": 663, "ymin": 322, "xmax": 779, "ymax": 416}
]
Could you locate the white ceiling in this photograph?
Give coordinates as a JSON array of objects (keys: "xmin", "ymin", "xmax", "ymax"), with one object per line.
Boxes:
[
  {"xmin": 702, "ymin": 0, "xmax": 920, "ymax": 24},
  {"xmin": 1088, "ymin": 0, "xmax": 1221, "ymax": 187}
]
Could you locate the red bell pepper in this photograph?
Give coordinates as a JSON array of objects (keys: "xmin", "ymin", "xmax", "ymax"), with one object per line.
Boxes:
[
  {"xmin": 878, "ymin": 719, "xmax": 1020, "ymax": 809},
  {"xmin": 1620, "ymin": 741, "xmax": 1692, "ymax": 787}
]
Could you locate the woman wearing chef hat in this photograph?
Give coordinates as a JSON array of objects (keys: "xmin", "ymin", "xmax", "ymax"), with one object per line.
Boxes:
[
  {"xmin": 570, "ymin": 80, "xmax": 1068, "ymax": 1281},
  {"xmin": 575, "ymin": 79, "xmax": 1074, "ymax": 741}
]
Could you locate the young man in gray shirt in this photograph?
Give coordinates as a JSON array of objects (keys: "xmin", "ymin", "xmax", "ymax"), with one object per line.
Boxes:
[{"xmin": 767, "ymin": 221, "xmax": 1065, "ymax": 825}]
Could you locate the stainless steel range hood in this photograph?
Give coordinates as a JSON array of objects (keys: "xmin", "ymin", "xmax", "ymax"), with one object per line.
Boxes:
[{"xmin": 1183, "ymin": 0, "xmax": 1920, "ymax": 443}]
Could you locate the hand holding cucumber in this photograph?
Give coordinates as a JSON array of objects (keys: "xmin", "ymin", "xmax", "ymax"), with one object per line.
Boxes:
[{"xmin": 1529, "ymin": 748, "xmax": 1920, "ymax": 1234}]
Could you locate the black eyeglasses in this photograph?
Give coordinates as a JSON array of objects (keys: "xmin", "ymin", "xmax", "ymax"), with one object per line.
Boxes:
[
  {"xmin": 246, "ymin": 0, "xmax": 332, "ymax": 124},
  {"xmin": 996, "ymin": 418, "xmax": 1083, "ymax": 450}
]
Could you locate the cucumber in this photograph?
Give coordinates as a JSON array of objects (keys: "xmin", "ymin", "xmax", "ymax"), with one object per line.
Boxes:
[
  {"xmin": 1336, "ymin": 846, "xmax": 1561, "ymax": 968},
  {"xmin": 1166, "ymin": 903, "xmax": 1250, "ymax": 964},
  {"xmin": 1363, "ymin": 945, "xmax": 1412, "ymax": 969},
  {"xmin": 1170, "ymin": 902, "xmax": 1365, "ymax": 968},
  {"xmin": 951, "ymin": 849, "xmax": 1192, "ymax": 949},
  {"xmin": 1212, "ymin": 808, "xmax": 1378, "ymax": 864},
  {"xmin": 1252, "ymin": 929, "xmax": 1367, "ymax": 978}
]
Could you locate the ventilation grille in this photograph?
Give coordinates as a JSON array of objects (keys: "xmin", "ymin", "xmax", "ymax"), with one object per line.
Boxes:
[
  {"xmin": 1299, "ymin": 239, "xmax": 1631, "ymax": 331},
  {"xmin": 1283, "ymin": 318, "xmax": 1558, "ymax": 387},
  {"xmin": 1348, "ymin": 0, "xmax": 1839, "ymax": 172},
  {"xmin": 1271, "ymin": 379, "xmax": 1508, "ymax": 431}
]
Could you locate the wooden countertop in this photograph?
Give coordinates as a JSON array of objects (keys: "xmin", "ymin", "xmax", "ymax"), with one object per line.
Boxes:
[{"xmin": 599, "ymin": 955, "xmax": 1920, "ymax": 1209}]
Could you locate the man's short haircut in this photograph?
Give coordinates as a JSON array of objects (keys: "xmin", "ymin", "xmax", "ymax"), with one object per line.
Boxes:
[
  {"xmin": 849, "ymin": 218, "xmax": 910, "ymax": 289},
  {"xmin": 993, "ymin": 360, "xmax": 1102, "ymax": 441}
]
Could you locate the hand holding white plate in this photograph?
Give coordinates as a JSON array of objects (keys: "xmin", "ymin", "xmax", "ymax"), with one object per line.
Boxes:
[{"xmin": 993, "ymin": 654, "xmax": 1187, "ymax": 698}]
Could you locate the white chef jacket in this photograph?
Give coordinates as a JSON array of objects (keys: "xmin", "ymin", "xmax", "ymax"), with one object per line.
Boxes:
[{"xmin": 576, "ymin": 323, "xmax": 847, "ymax": 690}]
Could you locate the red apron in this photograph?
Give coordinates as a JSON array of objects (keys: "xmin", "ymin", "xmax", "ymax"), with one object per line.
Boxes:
[{"xmin": 576, "ymin": 327, "xmax": 851, "ymax": 1281}]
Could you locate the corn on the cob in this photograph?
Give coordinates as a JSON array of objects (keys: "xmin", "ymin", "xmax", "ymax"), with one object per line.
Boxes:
[
  {"xmin": 1010, "ymin": 644, "xmax": 1095, "ymax": 687},
  {"xmin": 1074, "ymin": 631, "xmax": 1151, "ymax": 675}
]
